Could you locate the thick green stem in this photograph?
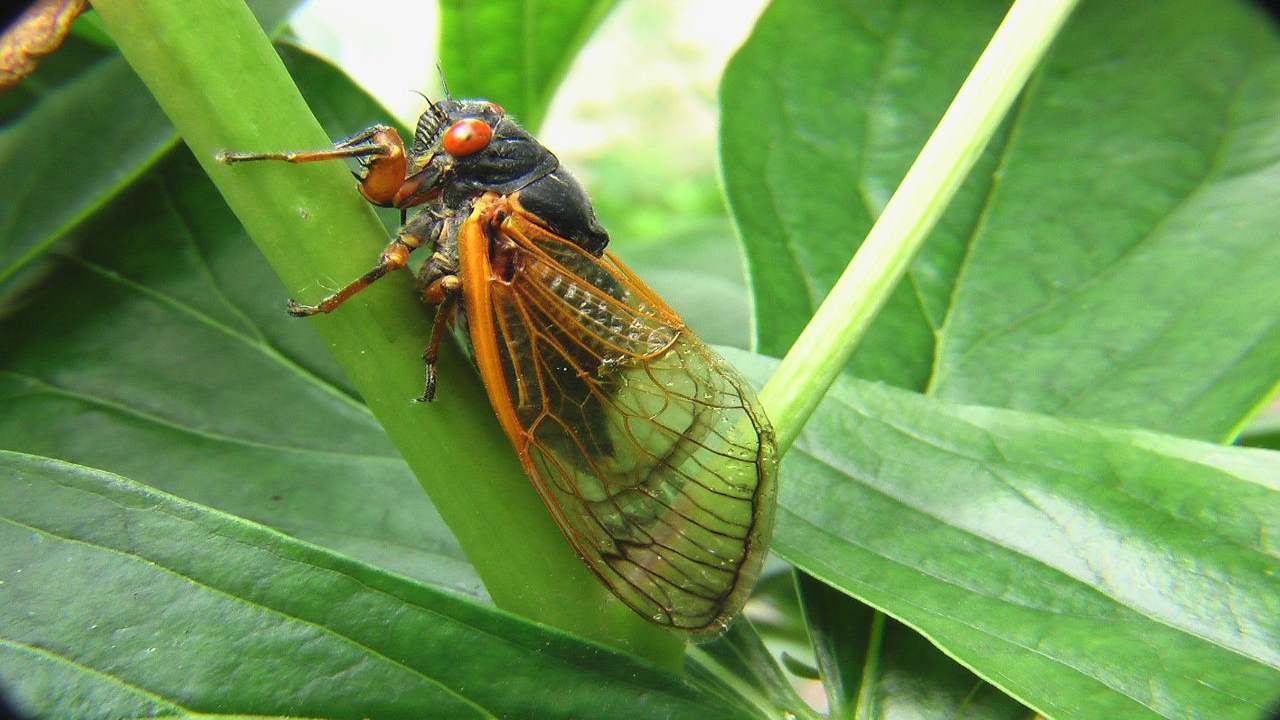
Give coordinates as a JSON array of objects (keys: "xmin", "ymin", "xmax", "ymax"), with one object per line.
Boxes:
[
  {"xmin": 760, "ymin": 0, "xmax": 1079, "ymax": 452},
  {"xmin": 91, "ymin": 0, "xmax": 683, "ymax": 668}
]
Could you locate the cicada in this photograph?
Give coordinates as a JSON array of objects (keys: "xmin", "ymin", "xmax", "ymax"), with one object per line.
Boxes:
[{"xmin": 220, "ymin": 94, "xmax": 777, "ymax": 637}]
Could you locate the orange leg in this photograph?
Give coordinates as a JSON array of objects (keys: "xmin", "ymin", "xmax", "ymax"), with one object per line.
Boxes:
[
  {"xmin": 217, "ymin": 125, "xmax": 409, "ymax": 207},
  {"xmin": 286, "ymin": 238, "xmax": 418, "ymax": 317},
  {"xmin": 417, "ymin": 274, "xmax": 461, "ymax": 401}
]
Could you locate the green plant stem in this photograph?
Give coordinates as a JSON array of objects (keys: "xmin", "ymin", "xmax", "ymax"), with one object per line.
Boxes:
[
  {"xmin": 759, "ymin": 0, "xmax": 1079, "ymax": 453},
  {"xmin": 91, "ymin": 0, "xmax": 683, "ymax": 668},
  {"xmin": 852, "ymin": 612, "xmax": 885, "ymax": 720}
]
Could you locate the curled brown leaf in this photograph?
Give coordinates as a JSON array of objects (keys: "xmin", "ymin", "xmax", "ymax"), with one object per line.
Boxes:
[{"xmin": 0, "ymin": 0, "xmax": 87, "ymax": 90}]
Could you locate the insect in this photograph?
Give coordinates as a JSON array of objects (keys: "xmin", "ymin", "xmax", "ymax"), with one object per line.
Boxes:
[{"xmin": 219, "ymin": 92, "xmax": 777, "ymax": 637}]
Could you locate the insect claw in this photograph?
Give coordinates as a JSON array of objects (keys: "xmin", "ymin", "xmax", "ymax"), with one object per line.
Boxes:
[
  {"xmin": 416, "ymin": 366, "xmax": 438, "ymax": 403},
  {"xmin": 285, "ymin": 298, "xmax": 320, "ymax": 317}
]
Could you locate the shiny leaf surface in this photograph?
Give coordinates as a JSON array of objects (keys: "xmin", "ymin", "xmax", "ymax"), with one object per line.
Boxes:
[
  {"xmin": 0, "ymin": 451, "xmax": 754, "ymax": 720},
  {"xmin": 721, "ymin": 0, "xmax": 1280, "ymax": 441},
  {"xmin": 729, "ymin": 349, "xmax": 1280, "ymax": 720}
]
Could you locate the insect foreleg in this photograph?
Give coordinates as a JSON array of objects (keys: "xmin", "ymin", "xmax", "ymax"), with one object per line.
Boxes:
[
  {"xmin": 285, "ymin": 203, "xmax": 452, "ymax": 318},
  {"xmin": 217, "ymin": 125, "xmax": 395, "ymax": 165},
  {"xmin": 218, "ymin": 125, "xmax": 409, "ymax": 208}
]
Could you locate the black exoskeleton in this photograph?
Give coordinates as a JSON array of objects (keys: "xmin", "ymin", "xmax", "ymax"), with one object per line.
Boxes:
[{"xmin": 217, "ymin": 94, "xmax": 610, "ymax": 400}]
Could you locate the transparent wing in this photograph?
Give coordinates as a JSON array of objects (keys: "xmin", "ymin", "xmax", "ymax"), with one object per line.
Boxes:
[{"xmin": 461, "ymin": 196, "xmax": 778, "ymax": 636}]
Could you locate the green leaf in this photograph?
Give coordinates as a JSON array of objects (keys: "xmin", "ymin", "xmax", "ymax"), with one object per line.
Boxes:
[
  {"xmin": 0, "ymin": 1, "xmax": 307, "ymax": 291},
  {"xmin": 728, "ymin": 349, "xmax": 1280, "ymax": 720},
  {"xmin": 721, "ymin": 0, "xmax": 1012, "ymax": 391},
  {"xmin": 0, "ymin": 55, "xmax": 175, "ymax": 290},
  {"xmin": 797, "ymin": 576, "xmax": 1035, "ymax": 719},
  {"xmin": 870, "ymin": 619, "xmax": 1038, "ymax": 720},
  {"xmin": 721, "ymin": 0, "xmax": 1280, "ymax": 441},
  {"xmin": 438, "ymin": 0, "xmax": 620, "ymax": 130},
  {"xmin": 0, "ymin": 451, "xmax": 754, "ymax": 720},
  {"xmin": 795, "ymin": 573, "xmax": 874, "ymax": 718}
]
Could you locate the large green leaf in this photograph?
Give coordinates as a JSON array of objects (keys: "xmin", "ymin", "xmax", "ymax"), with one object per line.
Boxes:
[
  {"xmin": 438, "ymin": 0, "xmax": 619, "ymax": 130},
  {"xmin": 0, "ymin": 153, "xmax": 482, "ymax": 593},
  {"xmin": 0, "ymin": 451, "xmax": 754, "ymax": 720},
  {"xmin": 720, "ymin": 0, "xmax": 1011, "ymax": 391},
  {"xmin": 0, "ymin": 56, "xmax": 175, "ymax": 289},
  {"xmin": 0, "ymin": 1, "xmax": 306, "ymax": 291},
  {"xmin": 728, "ymin": 349, "xmax": 1280, "ymax": 720},
  {"xmin": 721, "ymin": 0, "xmax": 1280, "ymax": 441}
]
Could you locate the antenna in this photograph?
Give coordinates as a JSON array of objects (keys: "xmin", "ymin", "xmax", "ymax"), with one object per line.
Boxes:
[{"xmin": 436, "ymin": 62, "xmax": 452, "ymax": 101}]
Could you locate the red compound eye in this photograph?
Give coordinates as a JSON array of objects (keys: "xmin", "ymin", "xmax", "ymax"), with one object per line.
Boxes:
[
  {"xmin": 486, "ymin": 101, "xmax": 504, "ymax": 114},
  {"xmin": 442, "ymin": 118, "xmax": 493, "ymax": 156}
]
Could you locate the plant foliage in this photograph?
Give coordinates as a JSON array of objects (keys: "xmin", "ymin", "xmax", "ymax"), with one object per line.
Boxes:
[{"xmin": 1, "ymin": 1, "xmax": 1277, "ymax": 718}]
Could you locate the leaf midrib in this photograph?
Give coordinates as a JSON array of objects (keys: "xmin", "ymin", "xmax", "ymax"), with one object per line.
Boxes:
[
  {"xmin": 68, "ymin": 254, "xmax": 374, "ymax": 421},
  {"xmin": 0, "ymin": 58, "xmax": 181, "ymax": 284},
  {"xmin": 790, "ymin": 420, "xmax": 1279, "ymax": 671},
  {"xmin": 5, "ymin": 455, "xmax": 744, "ymax": 718},
  {"xmin": 1, "ymin": 369, "xmax": 391, "ymax": 461},
  {"xmin": 0, "ymin": 511, "xmax": 501, "ymax": 719},
  {"xmin": 927, "ymin": 35, "xmax": 1268, "ymax": 414},
  {"xmin": 0, "ymin": 638, "xmax": 186, "ymax": 715},
  {"xmin": 778, "ymin": 507, "xmax": 1267, "ymax": 720}
]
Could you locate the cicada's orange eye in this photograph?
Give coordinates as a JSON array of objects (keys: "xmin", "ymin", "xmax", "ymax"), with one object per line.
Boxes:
[
  {"xmin": 442, "ymin": 118, "xmax": 493, "ymax": 156},
  {"xmin": 485, "ymin": 101, "xmax": 504, "ymax": 114}
]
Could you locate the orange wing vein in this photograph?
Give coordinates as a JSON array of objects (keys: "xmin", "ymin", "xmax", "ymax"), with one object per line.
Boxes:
[{"xmin": 458, "ymin": 192, "xmax": 778, "ymax": 636}]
